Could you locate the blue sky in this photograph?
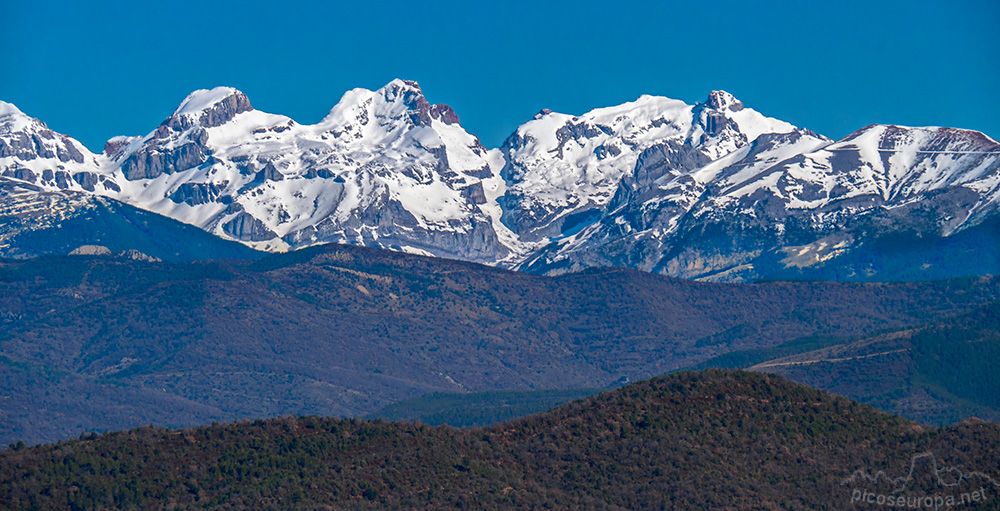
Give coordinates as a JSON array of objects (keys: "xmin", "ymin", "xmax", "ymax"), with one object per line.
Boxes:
[{"xmin": 2, "ymin": 0, "xmax": 997, "ymax": 151}]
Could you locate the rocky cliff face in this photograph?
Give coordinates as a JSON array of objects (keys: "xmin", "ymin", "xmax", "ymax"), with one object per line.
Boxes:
[
  {"xmin": 497, "ymin": 91, "xmax": 813, "ymax": 244},
  {"xmin": 0, "ymin": 81, "xmax": 514, "ymax": 262},
  {"xmin": 518, "ymin": 122, "xmax": 1000, "ymax": 281},
  {"xmin": 1, "ymin": 82, "xmax": 998, "ymax": 281},
  {"xmin": 0, "ymin": 101, "xmax": 108, "ymax": 193}
]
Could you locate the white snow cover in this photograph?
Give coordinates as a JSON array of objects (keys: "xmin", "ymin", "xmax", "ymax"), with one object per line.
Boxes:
[
  {"xmin": 725, "ymin": 101, "xmax": 796, "ymax": 143},
  {"xmin": 500, "ymin": 90, "xmax": 818, "ymax": 240},
  {"xmin": 1, "ymin": 81, "xmax": 998, "ymax": 268},
  {"xmin": 506, "ymin": 94, "xmax": 693, "ymax": 208},
  {"xmin": 0, "ymin": 100, "xmax": 25, "ymax": 119},
  {"xmin": 173, "ymin": 87, "xmax": 241, "ymax": 116},
  {"xmin": 40, "ymin": 79, "xmax": 507, "ymax": 260},
  {"xmin": 736, "ymin": 124, "xmax": 1000, "ymax": 213},
  {"xmin": 0, "ymin": 101, "xmax": 36, "ymax": 133},
  {"xmin": 0, "ymin": 101, "xmax": 103, "ymax": 186}
]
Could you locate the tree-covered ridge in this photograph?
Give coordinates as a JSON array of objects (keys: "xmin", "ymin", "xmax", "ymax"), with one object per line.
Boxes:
[
  {"xmin": 739, "ymin": 300, "xmax": 1000, "ymax": 425},
  {"xmin": 372, "ymin": 297, "xmax": 1000, "ymax": 429},
  {"xmin": 2, "ymin": 370, "xmax": 997, "ymax": 510},
  {"xmin": 366, "ymin": 387, "xmax": 602, "ymax": 427},
  {"xmin": 2, "ymin": 244, "xmax": 999, "ymax": 445}
]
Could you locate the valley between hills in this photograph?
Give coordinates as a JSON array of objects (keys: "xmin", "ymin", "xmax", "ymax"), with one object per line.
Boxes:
[
  {"xmin": 2, "ymin": 77, "xmax": 999, "ymax": 510},
  {"xmin": 1, "ymin": 243, "xmax": 998, "ymax": 447}
]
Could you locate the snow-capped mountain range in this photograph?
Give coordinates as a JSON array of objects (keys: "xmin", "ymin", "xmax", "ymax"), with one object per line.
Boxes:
[{"xmin": 2, "ymin": 80, "xmax": 998, "ymax": 280}]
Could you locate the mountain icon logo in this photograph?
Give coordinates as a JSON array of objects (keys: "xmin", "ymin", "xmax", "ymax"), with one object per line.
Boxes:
[{"xmin": 843, "ymin": 452, "xmax": 998, "ymax": 509}]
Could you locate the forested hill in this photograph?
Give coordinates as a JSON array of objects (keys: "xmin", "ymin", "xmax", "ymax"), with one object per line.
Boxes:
[
  {"xmin": 2, "ymin": 243, "xmax": 1000, "ymax": 445},
  {"xmin": 2, "ymin": 370, "xmax": 998, "ymax": 510},
  {"xmin": 744, "ymin": 300, "xmax": 1000, "ymax": 425}
]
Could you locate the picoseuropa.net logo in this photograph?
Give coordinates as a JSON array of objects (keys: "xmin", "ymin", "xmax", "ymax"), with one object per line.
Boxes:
[{"xmin": 843, "ymin": 452, "xmax": 998, "ymax": 509}]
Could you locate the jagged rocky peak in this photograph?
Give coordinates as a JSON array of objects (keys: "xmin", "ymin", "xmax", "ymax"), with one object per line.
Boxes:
[
  {"xmin": 392, "ymin": 79, "xmax": 459, "ymax": 126},
  {"xmin": 114, "ymin": 87, "xmax": 254, "ymax": 181},
  {"xmin": 381, "ymin": 79, "xmax": 460, "ymax": 126},
  {"xmin": 534, "ymin": 108, "xmax": 553, "ymax": 120},
  {"xmin": 497, "ymin": 94, "xmax": 696, "ymax": 242},
  {"xmin": 687, "ymin": 90, "xmax": 800, "ymax": 160},
  {"xmin": 165, "ymin": 86, "xmax": 254, "ymax": 130},
  {"xmin": 322, "ymin": 79, "xmax": 462, "ymax": 132},
  {"xmin": 0, "ymin": 101, "xmax": 92, "ymax": 169},
  {"xmin": 704, "ymin": 90, "xmax": 744, "ymax": 112},
  {"xmin": 2, "ymin": 80, "xmax": 997, "ymax": 282}
]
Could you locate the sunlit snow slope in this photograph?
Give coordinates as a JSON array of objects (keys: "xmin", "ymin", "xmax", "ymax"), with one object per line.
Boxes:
[{"xmin": 2, "ymin": 81, "xmax": 998, "ymax": 281}]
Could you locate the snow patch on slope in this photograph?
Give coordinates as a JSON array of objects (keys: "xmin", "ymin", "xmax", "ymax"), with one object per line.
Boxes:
[{"xmin": 174, "ymin": 87, "xmax": 242, "ymax": 116}]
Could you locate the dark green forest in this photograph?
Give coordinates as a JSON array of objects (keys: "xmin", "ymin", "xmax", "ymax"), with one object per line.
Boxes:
[{"xmin": 2, "ymin": 371, "xmax": 998, "ymax": 510}]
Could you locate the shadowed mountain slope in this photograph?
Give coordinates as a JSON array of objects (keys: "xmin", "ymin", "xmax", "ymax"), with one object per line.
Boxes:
[
  {"xmin": 740, "ymin": 300, "xmax": 1000, "ymax": 425},
  {"xmin": 2, "ymin": 244, "xmax": 999, "ymax": 444},
  {"xmin": 0, "ymin": 177, "xmax": 262, "ymax": 260}
]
